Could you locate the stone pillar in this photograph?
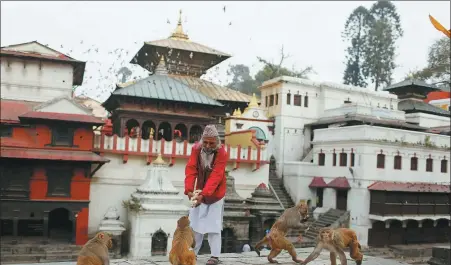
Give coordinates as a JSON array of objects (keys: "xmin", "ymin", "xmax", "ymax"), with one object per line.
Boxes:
[
  {"xmin": 42, "ymin": 211, "xmax": 49, "ymax": 244},
  {"xmin": 12, "ymin": 217, "xmax": 18, "ymax": 244},
  {"xmin": 72, "ymin": 212, "xmax": 78, "ymax": 244}
]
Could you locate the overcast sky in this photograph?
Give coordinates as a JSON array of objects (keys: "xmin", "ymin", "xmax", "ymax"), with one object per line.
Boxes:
[{"xmin": 1, "ymin": 1, "xmax": 450, "ymax": 102}]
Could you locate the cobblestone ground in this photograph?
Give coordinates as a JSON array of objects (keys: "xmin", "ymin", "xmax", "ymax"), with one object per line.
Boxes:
[{"xmin": 13, "ymin": 247, "xmax": 411, "ymax": 265}]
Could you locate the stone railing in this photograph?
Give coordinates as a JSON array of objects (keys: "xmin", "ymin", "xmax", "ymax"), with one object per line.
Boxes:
[
  {"xmin": 93, "ymin": 133, "xmax": 269, "ymax": 168},
  {"xmin": 313, "ymin": 125, "xmax": 451, "ymax": 149}
]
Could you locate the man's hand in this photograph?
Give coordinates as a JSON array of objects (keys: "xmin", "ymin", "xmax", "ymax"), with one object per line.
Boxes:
[
  {"xmin": 194, "ymin": 194, "xmax": 204, "ymax": 207},
  {"xmin": 188, "ymin": 192, "xmax": 194, "ymax": 200}
]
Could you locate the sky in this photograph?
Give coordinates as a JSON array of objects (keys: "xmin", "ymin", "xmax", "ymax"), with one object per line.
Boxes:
[{"xmin": 1, "ymin": 1, "xmax": 450, "ymax": 102}]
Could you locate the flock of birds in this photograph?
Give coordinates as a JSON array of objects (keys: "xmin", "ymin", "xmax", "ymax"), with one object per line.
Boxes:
[{"xmin": 49, "ymin": 5, "xmax": 245, "ymax": 104}]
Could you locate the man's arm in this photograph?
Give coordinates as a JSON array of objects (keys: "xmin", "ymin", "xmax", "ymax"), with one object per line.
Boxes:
[
  {"xmin": 201, "ymin": 147, "xmax": 227, "ymax": 197},
  {"xmin": 184, "ymin": 146, "xmax": 199, "ymax": 195}
]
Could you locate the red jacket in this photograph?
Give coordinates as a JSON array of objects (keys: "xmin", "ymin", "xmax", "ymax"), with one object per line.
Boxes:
[{"xmin": 184, "ymin": 143, "xmax": 228, "ymax": 204}]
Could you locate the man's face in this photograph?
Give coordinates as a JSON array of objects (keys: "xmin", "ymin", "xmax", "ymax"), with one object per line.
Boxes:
[{"xmin": 202, "ymin": 136, "xmax": 217, "ymax": 153}]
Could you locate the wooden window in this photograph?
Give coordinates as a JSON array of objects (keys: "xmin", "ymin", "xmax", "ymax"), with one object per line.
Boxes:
[
  {"xmin": 0, "ymin": 125, "xmax": 13, "ymax": 137},
  {"xmin": 304, "ymin": 96, "xmax": 309, "ymax": 107},
  {"xmin": 426, "ymin": 158, "xmax": 433, "ymax": 172},
  {"xmin": 350, "ymin": 152, "xmax": 355, "ymax": 167},
  {"xmin": 0, "ymin": 164, "xmax": 31, "ymax": 199},
  {"xmin": 265, "ymin": 96, "xmax": 268, "ymax": 107},
  {"xmin": 269, "ymin": 95, "xmax": 274, "ymax": 107},
  {"xmin": 339, "ymin": 152, "xmax": 347, "ymax": 167},
  {"xmin": 441, "ymin": 159, "xmax": 448, "ymax": 173},
  {"xmin": 410, "ymin": 157, "xmax": 418, "ymax": 171},
  {"xmin": 286, "ymin": 93, "xmax": 291, "ymax": 105},
  {"xmin": 52, "ymin": 126, "xmax": 74, "ymax": 146},
  {"xmin": 318, "ymin": 153, "xmax": 325, "ymax": 166},
  {"xmin": 394, "ymin": 155, "xmax": 402, "ymax": 170},
  {"xmin": 332, "ymin": 152, "xmax": 337, "ymax": 166},
  {"xmin": 275, "ymin": 94, "xmax": 279, "ymax": 105},
  {"xmin": 46, "ymin": 168, "xmax": 73, "ymax": 197},
  {"xmin": 293, "ymin": 95, "xmax": 302, "ymax": 106},
  {"xmin": 376, "ymin": 153, "xmax": 385, "ymax": 169}
]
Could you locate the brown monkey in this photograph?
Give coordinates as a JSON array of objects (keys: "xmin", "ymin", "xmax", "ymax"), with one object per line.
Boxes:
[
  {"xmin": 300, "ymin": 227, "xmax": 363, "ymax": 265},
  {"xmin": 169, "ymin": 216, "xmax": 196, "ymax": 265},
  {"xmin": 77, "ymin": 232, "xmax": 113, "ymax": 265},
  {"xmin": 255, "ymin": 201, "xmax": 310, "ymax": 263}
]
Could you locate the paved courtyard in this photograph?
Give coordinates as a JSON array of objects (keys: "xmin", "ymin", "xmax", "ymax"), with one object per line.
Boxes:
[{"xmin": 13, "ymin": 247, "xmax": 411, "ymax": 265}]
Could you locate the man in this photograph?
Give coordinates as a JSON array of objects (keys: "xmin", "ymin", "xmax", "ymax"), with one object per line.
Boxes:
[{"xmin": 184, "ymin": 125, "xmax": 228, "ymax": 265}]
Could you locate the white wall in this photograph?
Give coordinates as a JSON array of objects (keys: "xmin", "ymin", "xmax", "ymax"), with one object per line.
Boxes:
[
  {"xmin": 405, "ymin": 113, "xmax": 450, "ymax": 128},
  {"xmin": 1, "ymin": 58, "xmax": 74, "ymax": 102},
  {"xmin": 88, "ymin": 155, "xmax": 269, "ymax": 235},
  {"xmin": 282, "ymin": 125, "xmax": 450, "ymax": 246}
]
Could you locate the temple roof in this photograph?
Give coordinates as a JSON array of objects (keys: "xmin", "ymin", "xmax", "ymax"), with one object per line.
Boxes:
[
  {"xmin": 131, "ymin": 10, "xmax": 231, "ymax": 77},
  {"xmin": 398, "ymin": 99, "xmax": 450, "ymax": 117},
  {"xmin": 110, "ymin": 74, "xmax": 223, "ymax": 106},
  {"xmin": 245, "ymin": 183, "xmax": 284, "ymax": 215},
  {"xmin": 384, "ymin": 79, "xmax": 440, "ymax": 97},
  {"xmin": 170, "ymin": 75, "xmax": 253, "ymax": 103}
]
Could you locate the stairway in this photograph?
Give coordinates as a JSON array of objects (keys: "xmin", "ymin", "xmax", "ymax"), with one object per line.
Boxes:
[
  {"xmin": 268, "ymin": 171, "xmax": 295, "ymax": 209},
  {"xmin": 0, "ymin": 241, "xmax": 82, "ymax": 264},
  {"xmin": 303, "ymin": 208, "xmax": 346, "ymax": 240}
]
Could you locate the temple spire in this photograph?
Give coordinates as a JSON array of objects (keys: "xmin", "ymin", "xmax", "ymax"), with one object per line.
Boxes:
[
  {"xmin": 248, "ymin": 93, "xmax": 259, "ymax": 108},
  {"xmin": 169, "ymin": 9, "xmax": 189, "ymax": 41}
]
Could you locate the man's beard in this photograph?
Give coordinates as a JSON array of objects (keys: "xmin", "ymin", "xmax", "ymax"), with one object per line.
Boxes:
[{"xmin": 200, "ymin": 148, "xmax": 215, "ymax": 169}]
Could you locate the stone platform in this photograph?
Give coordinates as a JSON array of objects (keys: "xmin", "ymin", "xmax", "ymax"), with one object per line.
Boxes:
[{"xmin": 11, "ymin": 247, "xmax": 411, "ymax": 265}]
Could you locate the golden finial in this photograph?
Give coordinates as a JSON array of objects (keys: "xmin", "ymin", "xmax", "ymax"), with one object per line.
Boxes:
[
  {"xmin": 232, "ymin": 109, "xmax": 237, "ymax": 117},
  {"xmin": 248, "ymin": 93, "xmax": 258, "ymax": 108},
  {"xmin": 169, "ymin": 9, "xmax": 190, "ymax": 41},
  {"xmin": 236, "ymin": 108, "xmax": 242, "ymax": 117},
  {"xmin": 153, "ymin": 153, "xmax": 167, "ymax": 165}
]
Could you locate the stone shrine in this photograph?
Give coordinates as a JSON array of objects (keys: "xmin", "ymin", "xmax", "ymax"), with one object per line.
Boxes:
[
  {"xmin": 127, "ymin": 154, "xmax": 190, "ymax": 259},
  {"xmin": 98, "ymin": 207, "xmax": 126, "ymax": 258},
  {"xmin": 245, "ymin": 183, "xmax": 284, "ymax": 245},
  {"xmin": 222, "ymin": 172, "xmax": 254, "ymax": 253}
]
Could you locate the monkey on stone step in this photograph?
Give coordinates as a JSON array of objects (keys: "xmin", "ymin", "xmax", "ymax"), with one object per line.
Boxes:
[
  {"xmin": 77, "ymin": 232, "xmax": 113, "ymax": 265},
  {"xmin": 300, "ymin": 227, "xmax": 363, "ymax": 265},
  {"xmin": 254, "ymin": 201, "xmax": 310, "ymax": 263}
]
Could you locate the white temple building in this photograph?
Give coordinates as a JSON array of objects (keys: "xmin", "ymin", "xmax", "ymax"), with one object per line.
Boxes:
[{"xmin": 260, "ymin": 77, "xmax": 451, "ymax": 247}]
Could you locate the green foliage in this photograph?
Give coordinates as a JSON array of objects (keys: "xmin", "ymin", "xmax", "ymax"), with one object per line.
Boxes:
[
  {"xmin": 122, "ymin": 196, "xmax": 143, "ymax": 213},
  {"xmin": 362, "ymin": 1, "xmax": 403, "ymax": 91},
  {"xmin": 407, "ymin": 37, "xmax": 450, "ymax": 89},
  {"xmin": 226, "ymin": 47, "xmax": 315, "ymax": 95},
  {"xmin": 342, "ymin": 6, "xmax": 371, "ymax": 87},
  {"xmin": 342, "ymin": 1, "xmax": 403, "ymax": 91},
  {"xmin": 117, "ymin": 66, "xmax": 132, "ymax": 83}
]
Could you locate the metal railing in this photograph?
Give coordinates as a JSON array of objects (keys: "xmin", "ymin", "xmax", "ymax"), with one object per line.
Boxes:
[{"xmin": 268, "ymin": 182, "xmax": 286, "ymax": 210}]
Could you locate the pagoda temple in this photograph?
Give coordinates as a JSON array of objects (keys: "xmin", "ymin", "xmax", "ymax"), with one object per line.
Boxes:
[{"xmin": 102, "ymin": 10, "xmax": 254, "ymax": 143}]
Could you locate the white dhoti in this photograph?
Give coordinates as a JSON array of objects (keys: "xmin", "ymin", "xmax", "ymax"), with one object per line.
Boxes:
[{"xmin": 189, "ymin": 198, "xmax": 224, "ymax": 257}]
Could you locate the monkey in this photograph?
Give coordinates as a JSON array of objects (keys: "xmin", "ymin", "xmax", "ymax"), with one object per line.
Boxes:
[
  {"xmin": 255, "ymin": 201, "xmax": 310, "ymax": 263},
  {"xmin": 77, "ymin": 232, "xmax": 113, "ymax": 265},
  {"xmin": 300, "ymin": 227, "xmax": 363, "ymax": 265},
  {"xmin": 169, "ymin": 216, "xmax": 196, "ymax": 265}
]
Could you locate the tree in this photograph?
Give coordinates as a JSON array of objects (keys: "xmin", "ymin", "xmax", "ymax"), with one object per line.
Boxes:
[
  {"xmin": 255, "ymin": 46, "xmax": 314, "ymax": 85},
  {"xmin": 226, "ymin": 46, "xmax": 315, "ymax": 95},
  {"xmin": 408, "ymin": 37, "xmax": 450, "ymax": 88},
  {"xmin": 117, "ymin": 66, "xmax": 132, "ymax": 83},
  {"xmin": 362, "ymin": 1, "xmax": 403, "ymax": 91},
  {"xmin": 226, "ymin": 64, "xmax": 258, "ymax": 95},
  {"xmin": 342, "ymin": 6, "xmax": 371, "ymax": 87}
]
